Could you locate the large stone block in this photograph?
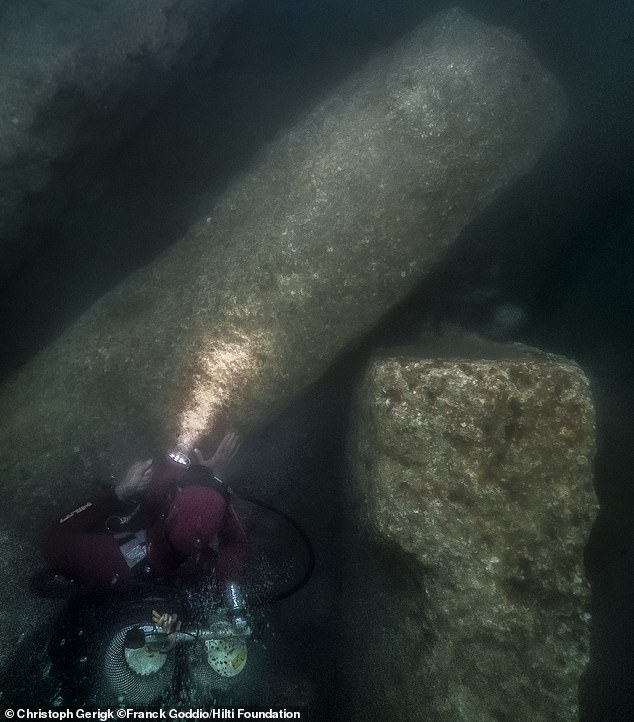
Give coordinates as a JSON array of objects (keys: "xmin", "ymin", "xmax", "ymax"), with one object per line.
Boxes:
[{"xmin": 345, "ymin": 339, "xmax": 597, "ymax": 721}]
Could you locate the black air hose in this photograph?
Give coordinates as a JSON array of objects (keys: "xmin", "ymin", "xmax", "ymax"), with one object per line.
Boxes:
[{"xmin": 233, "ymin": 493, "xmax": 315, "ymax": 604}]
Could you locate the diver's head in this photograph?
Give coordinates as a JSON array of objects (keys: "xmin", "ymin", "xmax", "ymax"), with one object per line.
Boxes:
[{"xmin": 165, "ymin": 485, "xmax": 224, "ymax": 557}]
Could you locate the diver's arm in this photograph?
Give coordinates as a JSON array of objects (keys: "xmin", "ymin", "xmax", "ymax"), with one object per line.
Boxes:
[
  {"xmin": 48, "ymin": 493, "xmax": 130, "ymax": 533},
  {"xmin": 112, "ymin": 457, "xmax": 168, "ymax": 525},
  {"xmin": 114, "ymin": 458, "xmax": 153, "ymax": 502}
]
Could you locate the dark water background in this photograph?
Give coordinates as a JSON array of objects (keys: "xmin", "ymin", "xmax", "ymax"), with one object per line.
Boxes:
[{"xmin": 0, "ymin": 0, "xmax": 632, "ymax": 718}]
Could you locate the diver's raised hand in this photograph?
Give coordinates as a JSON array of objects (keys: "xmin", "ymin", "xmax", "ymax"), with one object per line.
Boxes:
[
  {"xmin": 115, "ymin": 458, "xmax": 153, "ymax": 502},
  {"xmin": 194, "ymin": 432, "xmax": 240, "ymax": 477},
  {"xmin": 152, "ymin": 610, "xmax": 179, "ymax": 634}
]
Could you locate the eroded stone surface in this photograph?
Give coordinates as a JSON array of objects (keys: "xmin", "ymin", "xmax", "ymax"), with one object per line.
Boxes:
[{"xmin": 345, "ymin": 340, "xmax": 596, "ymax": 721}]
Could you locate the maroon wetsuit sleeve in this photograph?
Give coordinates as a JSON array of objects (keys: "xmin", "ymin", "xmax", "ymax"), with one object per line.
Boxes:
[
  {"xmin": 215, "ymin": 504, "xmax": 248, "ymax": 585},
  {"xmin": 42, "ymin": 495, "xmax": 133, "ymax": 586},
  {"xmin": 47, "ymin": 495, "xmax": 124, "ymax": 532}
]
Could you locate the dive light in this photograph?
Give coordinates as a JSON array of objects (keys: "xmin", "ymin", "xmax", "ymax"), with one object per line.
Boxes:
[{"xmin": 167, "ymin": 444, "xmax": 191, "ymax": 469}]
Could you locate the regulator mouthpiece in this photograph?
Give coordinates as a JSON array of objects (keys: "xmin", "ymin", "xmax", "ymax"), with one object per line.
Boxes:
[{"xmin": 167, "ymin": 444, "xmax": 191, "ymax": 469}]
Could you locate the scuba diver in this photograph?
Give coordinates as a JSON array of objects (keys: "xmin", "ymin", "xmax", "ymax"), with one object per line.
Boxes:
[
  {"xmin": 26, "ymin": 432, "xmax": 314, "ymax": 706},
  {"xmin": 41, "ymin": 432, "xmax": 247, "ymax": 623}
]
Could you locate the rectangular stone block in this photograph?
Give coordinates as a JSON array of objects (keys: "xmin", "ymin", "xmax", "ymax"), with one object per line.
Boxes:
[{"xmin": 345, "ymin": 340, "xmax": 597, "ymax": 722}]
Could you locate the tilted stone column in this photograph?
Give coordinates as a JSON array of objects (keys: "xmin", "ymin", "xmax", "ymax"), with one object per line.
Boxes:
[{"xmin": 0, "ymin": 9, "xmax": 567, "ymax": 511}]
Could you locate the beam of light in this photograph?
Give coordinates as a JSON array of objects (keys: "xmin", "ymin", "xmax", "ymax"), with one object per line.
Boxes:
[{"xmin": 176, "ymin": 329, "xmax": 273, "ymax": 449}]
